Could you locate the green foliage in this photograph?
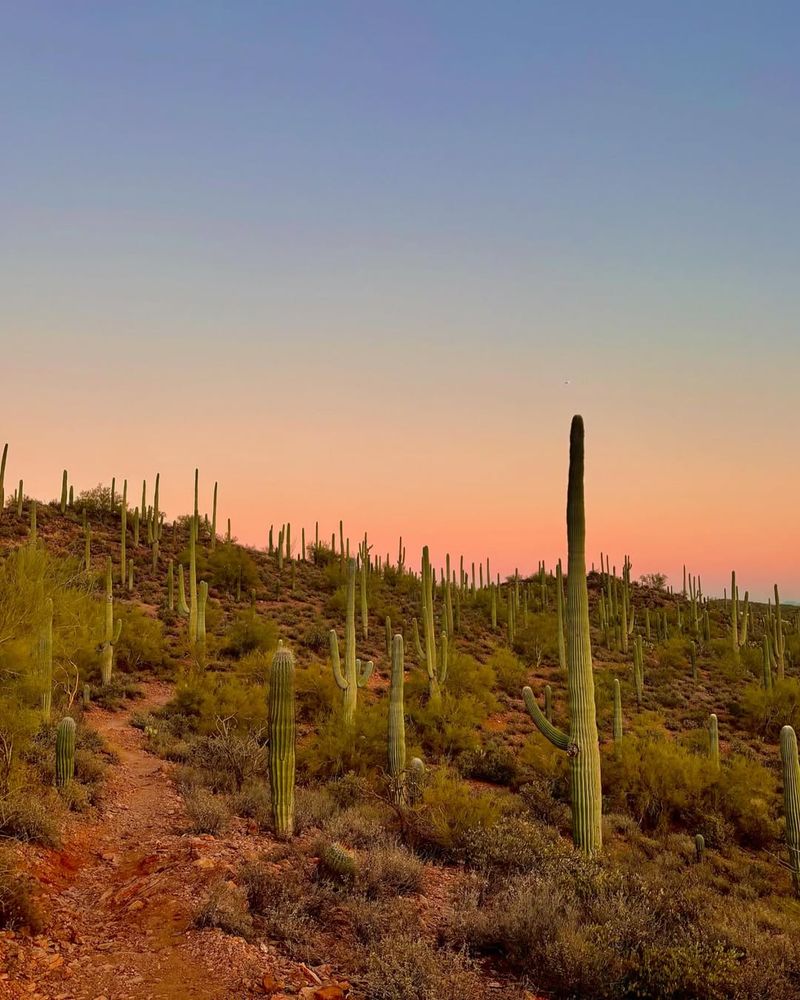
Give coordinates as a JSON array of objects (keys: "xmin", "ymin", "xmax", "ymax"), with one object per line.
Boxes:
[
  {"xmin": 197, "ymin": 544, "xmax": 260, "ymax": 597},
  {"xmin": 487, "ymin": 648, "xmax": 527, "ymax": 696},
  {"xmin": 115, "ymin": 605, "xmax": 169, "ymax": 674},
  {"xmin": 220, "ymin": 610, "xmax": 277, "ymax": 659},
  {"xmin": 738, "ymin": 678, "xmax": 800, "ymax": 738}
]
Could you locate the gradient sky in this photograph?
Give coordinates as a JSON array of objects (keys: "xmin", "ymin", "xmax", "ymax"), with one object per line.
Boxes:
[{"xmin": 2, "ymin": 3, "xmax": 798, "ymax": 600}]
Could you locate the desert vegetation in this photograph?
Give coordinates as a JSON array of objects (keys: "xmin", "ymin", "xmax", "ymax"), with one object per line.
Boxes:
[{"xmin": 1, "ymin": 421, "xmax": 799, "ymax": 999}]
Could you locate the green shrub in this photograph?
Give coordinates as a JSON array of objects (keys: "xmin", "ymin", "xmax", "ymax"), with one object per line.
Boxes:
[
  {"xmin": 365, "ymin": 935, "xmax": 486, "ymax": 1000},
  {"xmin": 458, "ymin": 741, "xmax": 519, "ymax": 786},
  {"xmin": 0, "ymin": 852, "xmax": 44, "ymax": 931},
  {"xmin": 487, "ymin": 648, "xmax": 527, "ymax": 696},
  {"xmin": 220, "ymin": 610, "xmax": 277, "ymax": 659},
  {"xmin": 195, "ymin": 880, "xmax": 253, "ymax": 939},
  {"xmin": 184, "ymin": 788, "xmax": 230, "ymax": 834}
]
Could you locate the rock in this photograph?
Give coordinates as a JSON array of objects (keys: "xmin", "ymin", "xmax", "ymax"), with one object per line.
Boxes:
[
  {"xmin": 314, "ymin": 988, "xmax": 347, "ymax": 1000},
  {"xmin": 127, "ymin": 900, "xmax": 145, "ymax": 912},
  {"xmin": 194, "ymin": 857, "xmax": 216, "ymax": 870},
  {"xmin": 261, "ymin": 972, "xmax": 284, "ymax": 994}
]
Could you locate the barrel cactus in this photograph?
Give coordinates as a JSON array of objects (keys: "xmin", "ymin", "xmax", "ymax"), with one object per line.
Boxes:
[{"xmin": 319, "ymin": 842, "xmax": 357, "ymax": 883}]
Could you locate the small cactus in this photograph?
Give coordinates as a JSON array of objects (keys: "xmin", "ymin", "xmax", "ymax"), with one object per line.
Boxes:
[
  {"xmin": 407, "ymin": 757, "xmax": 426, "ymax": 805},
  {"xmin": 319, "ymin": 842, "xmax": 357, "ymax": 883},
  {"xmin": 55, "ymin": 717, "xmax": 76, "ymax": 787},
  {"xmin": 708, "ymin": 713, "xmax": 720, "ymax": 771},
  {"xmin": 269, "ymin": 644, "xmax": 296, "ymax": 839},
  {"xmin": 695, "ymin": 833, "xmax": 705, "ymax": 863}
]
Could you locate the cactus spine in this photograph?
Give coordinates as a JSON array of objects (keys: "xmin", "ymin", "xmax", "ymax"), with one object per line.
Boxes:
[
  {"xmin": 101, "ymin": 556, "xmax": 122, "ymax": 686},
  {"xmin": 523, "ymin": 415, "xmax": 603, "ymax": 855},
  {"xmin": 780, "ymin": 725, "xmax": 800, "ymax": 896},
  {"xmin": 387, "ymin": 633, "xmax": 406, "ymax": 803},
  {"xmin": 55, "ymin": 716, "xmax": 76, "ymax": 787},
  {"xmin": 269, "ymin": 644, "xmax": 296, "ymax": 839}
]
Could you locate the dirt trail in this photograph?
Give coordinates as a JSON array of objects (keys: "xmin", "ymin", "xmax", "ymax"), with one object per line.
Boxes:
[{"xmin": 1, "ymin": 684, "xmax": 268, "ymax": 1000}]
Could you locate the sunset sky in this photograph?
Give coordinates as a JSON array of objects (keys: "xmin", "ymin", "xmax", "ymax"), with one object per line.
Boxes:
[{"xmin": 2, "ymin": 4, "xmax": 798, "ymax": 600}]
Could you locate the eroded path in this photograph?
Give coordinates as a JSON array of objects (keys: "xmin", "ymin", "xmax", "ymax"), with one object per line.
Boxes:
[{"xmin": 1, "ymin": 684, "xmax": 269, "ymax": 1000}]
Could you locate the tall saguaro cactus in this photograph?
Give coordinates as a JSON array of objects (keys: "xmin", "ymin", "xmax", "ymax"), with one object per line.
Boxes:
[
  {"xmin": 330, "ymin": 559, "xmax": 373, "ymax": 727},
  {"xmin": 269, "ymin": 644, "xmax": 296, "ymax": 839},
  {"xmin": 421, "ymin": 546, "xmax": 446, "ymax": 706},
  {"xmin": 523, "ymin": 415, "xmax": 603, "ymax": 855},
  {"xmin": 780, "ymin": 725, "xmax": 800, "ymax": 896},
  {"xmin": 189, "ymin": 514, "xmax": 198, "ymax": 643},
  {"xmin": 0, "ymin": 442, "xmax": 7, "ymax": 515},
  {"xmin": 387, "ymin": 633, "xmax": 406, "ymax": 803},
  {"xmin": 101, "ymin": 557, "xmax": 122, "ymax": 686}
]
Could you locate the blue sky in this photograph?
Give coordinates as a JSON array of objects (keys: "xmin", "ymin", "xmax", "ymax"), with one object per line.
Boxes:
[{"xmin": 1, "ymin": 3, "xmax": 798, "ymax": 597}]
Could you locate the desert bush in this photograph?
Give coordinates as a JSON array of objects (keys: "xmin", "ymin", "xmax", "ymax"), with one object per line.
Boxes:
[
  {"xmin": 406, "ymin": 767, "xmax": 509, "ymax": 859},
  {"xmin": 201, "ymin": 545, "xmax": 260, "ymax": 597},
  {"xmin": 0, "ymin": 852, "xmax": 44, "ymax": 931},
  {"xmin": 357, "ymin": 845, "xmax": 424, "ymax": 898},
  {"xmin": 738, "ymin": 678, "xmax": 800, "ymax": 738},
  {"xmin": 487, "ymin": 648, "xmax": 528, "ymax": 696},
  {"xmin": 324, "ymin": 802, "xmax": 392, "ymax": 848},
  {"xmin": 195, "ymin": 880, "xmax": 253, "ymax": 938},
  {"xmin": 0, "ymin": 788, "xmax": 61, "ymax": 846},
  {"xmin": 458, "ymin": 741, "xmax": 519, "ymax": 786},
  {"xmin": 184, "ymin": 788, "xmax": 230, "ymax": 834},
  {"xmin": 190, "ymin": 717, "xmax": 266, "ymax": 792},
  {"xmin": 294, "ymin": 785, "xmax": 338, "ymax": 833},
  {"xmin": 115, "ymin": 605, "xmax": 170, "ymax": 673},
  {"xmin": 229, "ymin": 781, "xmax": 271, "ymax": 827},
  {"xmin": 365, "ymin": 935, "xmax": 486, "ymax": 1000},
  {"xmin": 220, "ymin": 610, "xmax": 277, "ymax": 659},
  {"xmin": 298, "ymin": 701, "xmax": 386, "ymax": 779}
]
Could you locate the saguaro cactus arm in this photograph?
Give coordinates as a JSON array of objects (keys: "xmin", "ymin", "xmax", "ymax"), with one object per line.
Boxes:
[
  {"xmin": 329, "ymin": 629, "xmax": 348, "ymax": 691},
  {"xmin": 523, "ymin": 686, "xmax": 571, "ymax": 752}
]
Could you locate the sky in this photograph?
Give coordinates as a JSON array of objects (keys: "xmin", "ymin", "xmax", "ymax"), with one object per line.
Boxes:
[{"xmin": 1, "ymin": 3, "xmax": 798, "ymax": 600}]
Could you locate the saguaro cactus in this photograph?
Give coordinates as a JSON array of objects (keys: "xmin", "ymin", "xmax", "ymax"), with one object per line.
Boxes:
[
  {"xmin": 101, "ymin": 556, "xmax": 122, "ymax": 686},
  {"xmin": 695, "ymin": 833, "xmax": 705, "ymax": 863},
  {"xmin": 0, "ymin": 442, "xmax": 6, "ymax": 515},
  {"xmin": 407, "ymin": 757, "xmax": 425, "ymax": 805},
  {"xmin": 269, "ymin": 644, "xmax": 296, "ymax": 839},
  {"xmin": 197, "ymin": 581, "xmax": 208, "ymax": 664},
  {"xmin": 55, "ymin": 717, "xmax": 76, "ymax": 787},
  {"xmin": 708, "ymin": 713, "xmax": 720, "ymax": 771},
  {"xmin": 613, "ymin": 678, "xmax": 622, "ymax": 754},
  {"xmin": 120, "ymin": 480, "xmax": 127, "ymax": 585},
  {"xmin": 523, "ymin": 415, "xmax": 603, "ymax": 855},
  {"xmin": 177, "ymin": 564, "xmax": 190, "ymax": 616},
  {"xmin": 330, "ymin": 559, "xmax": 373, "ymax": 727},
  {"xmin": 189, "ymin": 514, "xmax": 198, "ymax": 643},
  {"xmin": 39, "ymin": 598, "xmax": 54, "ymax": 721},
  {"xmin": 780, "ymin": 725, "xmax": 800, "ymax": 896},
  {"xmin": 387, "ymin": 634, "xmax": 406, "ymax": 803},
  {"xmin": 421, "ymin": 546, "xmax": 446, "ymax": 706}
]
